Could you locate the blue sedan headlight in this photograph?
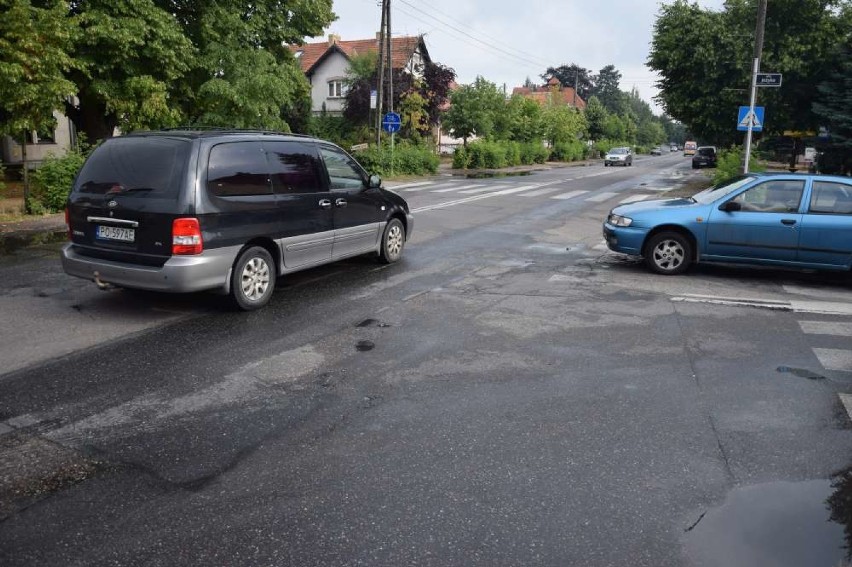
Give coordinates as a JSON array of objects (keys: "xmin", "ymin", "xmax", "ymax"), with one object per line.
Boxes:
[{"xmin": 607, "ymin": 214, "xmax": 633, "ymax": 227}]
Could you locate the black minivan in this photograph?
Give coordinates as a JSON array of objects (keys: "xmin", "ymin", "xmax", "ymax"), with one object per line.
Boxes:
[{"xmin": 62, "ymin": 130, "xmax": 413, "ymax": 310}]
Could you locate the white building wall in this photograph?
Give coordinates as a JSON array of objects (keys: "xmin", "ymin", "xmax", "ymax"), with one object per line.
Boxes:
[
  {"xmin": 310, "ymin": 51, "xmax": 351, "ymax": 115},
  {"xmin": 2, "ymin": 110, "xmax": 74, "ymax": 166}
]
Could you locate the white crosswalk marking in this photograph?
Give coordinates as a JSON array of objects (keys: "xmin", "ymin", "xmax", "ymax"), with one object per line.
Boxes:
[
  {"xmin": 619, "ymin": 194, "xmax": 651, "ymax": 204},
  {"xmin": 431, "ymin": 183, "xmax": 483, "ymax": 193},
  {"xmin": 492, "ymin": 184, "xmax": 541, "ymax": 196},
  {"xmin": 586, "ymin": 191, "xmax": 619, "ymax": 203},
  {"xmin": 552, "ymin": 190, "xmax": 590, "ymax": 200},
  {"xmin": 459, "ymin": 186, "xmax": 499, "ymax": 194},
  {"xmin": 799, "ymin": 321, "xmax": 852, "ymax": 336},
  {"xmin": 521, "ymin": 186, "xmax": 567, "ymax": 197},
  {"xmin": 393, "ymin": 181, "xmax": 435, "ymax": 191},
  {"xmin": 813, "ymin": 348, "xmax": 852, "ymax": 372}
]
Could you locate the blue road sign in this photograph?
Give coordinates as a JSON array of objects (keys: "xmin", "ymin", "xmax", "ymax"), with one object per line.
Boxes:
[
  {"xmin": 737, "ymin": 106, "xmax": 765, "ymax": 132},
  {"xmin": 382, "ymin": 112, "xmax": 401, "ymax": 133}
]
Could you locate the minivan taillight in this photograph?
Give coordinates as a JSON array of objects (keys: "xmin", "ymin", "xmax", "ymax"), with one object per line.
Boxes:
[
  {"xmin": 64, "ymin": 207, "xmax": 71, "ymax": 240},
  {"xmin": 172, "ymin": 218, "xmax": 203, "ymax": 255}
]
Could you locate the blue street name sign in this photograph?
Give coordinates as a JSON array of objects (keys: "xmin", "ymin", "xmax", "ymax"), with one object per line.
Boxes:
[
  {"xmin": 382, "ymin": 112, "xmax": 401, "ymax": 133},
  {"xmin": 737, "ymin": 106, "xmax": 765, "ymax": 132}
]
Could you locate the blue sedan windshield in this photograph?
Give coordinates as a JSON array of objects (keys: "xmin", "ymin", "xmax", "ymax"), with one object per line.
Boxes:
[{"xmin": 692, "ymin": 176, "xmax": 756, "ymax": 204}]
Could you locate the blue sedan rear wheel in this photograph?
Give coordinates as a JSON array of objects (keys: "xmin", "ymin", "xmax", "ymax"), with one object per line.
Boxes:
[{"xmin": 644, "ymin": 231, "xmax": 692, "ymax": 275}]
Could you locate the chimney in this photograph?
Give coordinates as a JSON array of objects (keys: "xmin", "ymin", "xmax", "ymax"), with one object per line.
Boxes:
[{"xmin": 328, "ymin": 34, "xmax": 340, "ymax": 46}]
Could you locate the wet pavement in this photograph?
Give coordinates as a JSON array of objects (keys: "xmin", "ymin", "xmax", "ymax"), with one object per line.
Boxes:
[{"xmin": 683, "ymin": 478, "xmax": 849, "ymax": 566}]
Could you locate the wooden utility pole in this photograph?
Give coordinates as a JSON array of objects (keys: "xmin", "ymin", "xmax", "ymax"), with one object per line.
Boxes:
[
  {"xmin": 743, "ymin": 0, "xmax": 768, "ymax": 173},
  {"xmin": 376, "ymin": 0, "xmax": 387, "ymax": 147}
]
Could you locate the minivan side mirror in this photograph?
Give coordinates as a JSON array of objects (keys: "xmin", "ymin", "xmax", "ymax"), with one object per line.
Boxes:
[
  {"xmin": 368, "ymin": 174, "xmax": 382, "ymax": 189},
  {"xmin": 720, "ymin": 201, "xmax": 741, "ymax": 212}
]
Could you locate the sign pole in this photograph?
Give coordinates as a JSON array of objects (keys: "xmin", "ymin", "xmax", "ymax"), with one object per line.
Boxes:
[
  {"xmin": 743, "ymin": 0, "xmax": 768, "ymax": 174},
  {"xmin": 743, "ymin": 56, "xmax": 759, "ymax": 174}
]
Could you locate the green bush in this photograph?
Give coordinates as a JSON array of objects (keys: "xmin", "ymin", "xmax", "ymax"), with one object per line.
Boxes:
[
  {"xmin": 356, "ymin": 144, "xmax": 439, "ymax": 177},
  {"xmin": 453, "ymin": 145, "xmax": 470, "ymax": 169},
  {"xmin": 712, "ymin": 146, "xmax": 766, "ymax": 185},
  {"xmin": 551, "ymin": 140, "xmax": 587, "ymax": 162},
  {"xmin": 29, "ymin": 149, "xmax": 87, "ymax": 213}
]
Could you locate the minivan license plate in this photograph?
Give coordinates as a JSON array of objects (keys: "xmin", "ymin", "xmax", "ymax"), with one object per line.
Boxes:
[{"xmin": 96, "ymin": 225, "xmax": 135, "ymax": 242}]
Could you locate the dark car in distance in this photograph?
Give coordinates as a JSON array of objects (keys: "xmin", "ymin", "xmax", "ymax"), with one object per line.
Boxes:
[
  {"xmin": 692, "ymin": 146, "xmax": 717, "ymax": 169},
  {"xmin": 61, "ymin": 130, "xmax": 413, "ymax": 310}
]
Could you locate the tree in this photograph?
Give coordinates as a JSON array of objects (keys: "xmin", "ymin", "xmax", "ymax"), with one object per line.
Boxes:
[
  {"xmin": 584, "ymin": 96, "xmax": 609, "ymax": 141},
  {"xmin": 343, "ymin": 51, "xmax": 378, "ymax": 127},
  {"xmin": 543, "ymin": 104, "xmax": 587, "ymax": 146},
  {"xmin": 61, "ymin": 0, "xmax": 193, "ymax": 141},
  {"xmin": 542, "ymin": 63, "xmax": 593, "ymax": 101},
  {"xmin": 0, "ymin": 0, "xmax": 77, "ymax": 209},
  {"xmin": 591, "ymin": 65, "xmax": 625, "ymax": 114},
  {"xmin": 442, "ymin": 76, "xmax": 504, "ymax": 145},
  {"xmin": 494, "ymin": 95, "xmax": 544, "ymax": 143},
  {"xmin": 813, "ymin": 44, "xmax": 852, "ymax": 149},
  {"xmin": 422, "ymin": 61, "xmax": 456, "ymax": 128},
  {"xmin": 398, "ymin": 86, "xmax": 430, "ymax": 141},
  {"xmin": 648, "ymin": 0, "xmax": 851, "ymax": 145}
]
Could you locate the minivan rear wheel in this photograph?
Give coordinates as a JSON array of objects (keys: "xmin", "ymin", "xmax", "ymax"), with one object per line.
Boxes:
[
  {"xmin": 231, "ymin": 246, "xmax": 275, "ymax": 310},
  {"xmin": 378, "ymin": 218, "xmax": 405, "ymax": 264}
]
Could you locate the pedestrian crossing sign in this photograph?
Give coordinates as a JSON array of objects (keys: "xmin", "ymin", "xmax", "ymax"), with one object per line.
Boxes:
[{"xmin": 737, "ymin": 106, "xmax": 764, "ymax": 132}]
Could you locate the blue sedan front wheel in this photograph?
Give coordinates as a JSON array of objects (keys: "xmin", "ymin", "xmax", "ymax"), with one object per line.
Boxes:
[{"xmin": 644, "ymin": 231, "xmax": 692, "ymax": 275}]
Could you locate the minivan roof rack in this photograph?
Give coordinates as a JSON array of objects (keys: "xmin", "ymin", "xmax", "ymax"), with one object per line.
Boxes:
[{"xmin": 154, "ymin": 127, "xmax": 314, "ymax": 137}]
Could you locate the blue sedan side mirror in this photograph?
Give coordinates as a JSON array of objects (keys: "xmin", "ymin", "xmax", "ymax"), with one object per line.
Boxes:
[{"xmin": 720, "ymin": 201, "xmax": 742, "ymax": 212}]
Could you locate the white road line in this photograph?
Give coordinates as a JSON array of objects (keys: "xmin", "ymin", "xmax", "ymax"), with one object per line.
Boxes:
[
  {"xmin": 409, "ymin": 184, "xmax": 538, "ymax": 213},
  {"xmin": 839, "ymin": 394, "xmax": 852, "ymax": 420},
  {"xmin": 551, "ymin": 190, "xmax": 590, "ymax": 200},
  {"xmin": 799, "ymin": 321, "xmax": 852, "ymax": 336},
  {"xmin": 789, "ymin": 300, "xmax": 852, "ymax": 316},
  {"xmin": 813, "ymin": 348, "xmax": 852, "ymax": 372},
  {"xmin": 392, "ymin": 181, "xmax": 435, "ymax": 190},
  {"xmin": 492, "ymin": 184, "xmax": 541, "ymax": 196},
  {"xmin": 431, "ymin": 183, "xmax": 482, "ymax": 193},
  {"xmin": 586, "ymin": 192, "xmax": 619, "ymax": 203},
  {"xmin": 521, "ymin": 186, "xmax": 566, "ymax": 197},
  {"xmin": 403, "ymin": 182, "xmax": 435, "ymax": 193},
  {"xmin": 619, "ymin": 194, "xmax": 651, "ymax": 204},
  {"xmin": 459, "ymin": 186, "xmax": 499, "ymax": 194}
]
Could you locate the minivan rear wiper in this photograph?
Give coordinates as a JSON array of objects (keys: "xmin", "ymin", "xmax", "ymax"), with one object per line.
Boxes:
[{"xmin": 105, "ymin": 185, "xmax": 156, "ymax": 195}]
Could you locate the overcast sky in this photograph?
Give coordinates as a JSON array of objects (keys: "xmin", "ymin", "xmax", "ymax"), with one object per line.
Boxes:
[{"xmin": 318, "ymin": 0, "xmax": 725, "ymax": 114}]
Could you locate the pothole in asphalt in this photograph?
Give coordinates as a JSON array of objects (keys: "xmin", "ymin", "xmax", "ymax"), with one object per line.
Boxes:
[
  {"xmin": 777, "ymin": 366, "xmax": 826, "ymax": 380},
  {"xmin": 356, "ymin": 319, "xmax": 390, "ymax": 328},
  {"xmin": 356, "ymin": 340, "xmax": 375, "ymax": 352}
]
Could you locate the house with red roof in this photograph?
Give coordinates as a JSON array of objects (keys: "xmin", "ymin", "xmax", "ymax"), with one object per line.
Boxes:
[
  {"xmin": 512, "ymin": 78, "xmax": 586, "ymax": 110},
  {"xmin": 289, "ymin": 34, "xmax": 431, "ymax": 116}
]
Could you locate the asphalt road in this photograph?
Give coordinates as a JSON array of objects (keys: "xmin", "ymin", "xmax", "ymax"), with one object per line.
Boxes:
[{"xmin": 1, "ymin": 153, "xmax": 851, "ymax": 566}]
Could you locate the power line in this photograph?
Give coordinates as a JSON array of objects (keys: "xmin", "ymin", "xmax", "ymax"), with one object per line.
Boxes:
[{"xmin": 395, "ymin": 0, "xmax": 551, "ymax": 68}]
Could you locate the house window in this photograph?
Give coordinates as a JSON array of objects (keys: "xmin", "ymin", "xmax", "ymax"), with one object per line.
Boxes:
[
  {"xmin": 328, "ymin": 80, "xmax": 347, "ymax": 99},
  {"xmin": 27, "ymin": 127, "xmax": 56, "ymax": 145}
]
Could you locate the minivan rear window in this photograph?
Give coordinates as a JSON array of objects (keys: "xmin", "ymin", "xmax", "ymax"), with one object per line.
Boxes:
[{"xmin": 74, "ymin": 137, "xmax": 190, "ymax": 198}]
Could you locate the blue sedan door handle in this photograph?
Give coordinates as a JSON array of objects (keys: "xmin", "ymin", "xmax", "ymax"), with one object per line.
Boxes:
[{"xmin": 781, "ymin": 219, "xmax": 797, "ymax": 226}]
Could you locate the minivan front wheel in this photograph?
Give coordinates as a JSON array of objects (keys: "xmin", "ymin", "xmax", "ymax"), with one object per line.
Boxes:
[
  {"xmin": 644, "ymin": 232, "xmax": 692, "ymax": 275},
  {"xmin": 231, "ymin": 246, "xmax": 276, "ymax": 310},
  {"xmin": 378, "ymin": 218, "xmax": 405, "ymax": 264}
]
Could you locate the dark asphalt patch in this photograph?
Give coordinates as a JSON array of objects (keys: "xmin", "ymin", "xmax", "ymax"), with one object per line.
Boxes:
[
  {"xmin": 356, "ymin": 340, "xmax": 375, "ymax": 352},
  {"xmin": 777, "ymin": 366, "xmax": 826, "ymax": 380}
]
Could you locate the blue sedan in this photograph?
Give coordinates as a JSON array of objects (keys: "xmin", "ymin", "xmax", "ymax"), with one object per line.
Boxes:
[{"xmin": 603, "ymin": 173, "xmax": 852, "ymax": 275}]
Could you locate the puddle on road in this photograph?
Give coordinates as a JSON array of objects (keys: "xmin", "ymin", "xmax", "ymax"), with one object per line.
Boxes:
[
  {"xmin": 356, "ymin": 318, "xmax": 391, "ymax": 328},
  {"xmin": 683, "ymin": 479, "xmax": 849, "ymax": 566},
  {"xmin": 0, "ymin": 230, "xmax": 66, "ymax": 256},
  {"xmin": 462, "ymin": 171, "xmax": 534, "ymax": 179},
  {"xmin": 355, "ymin": 340, "xmax": 375, "ymax": 352},
  {"xmin": 777, "ymin": 366, "xmax": 826, "ymax": 380}
]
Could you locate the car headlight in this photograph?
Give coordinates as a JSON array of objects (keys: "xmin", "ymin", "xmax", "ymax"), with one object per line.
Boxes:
[{"xmin": 607, "ymin": 214, "xmax": 633, "ymax": 227}]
